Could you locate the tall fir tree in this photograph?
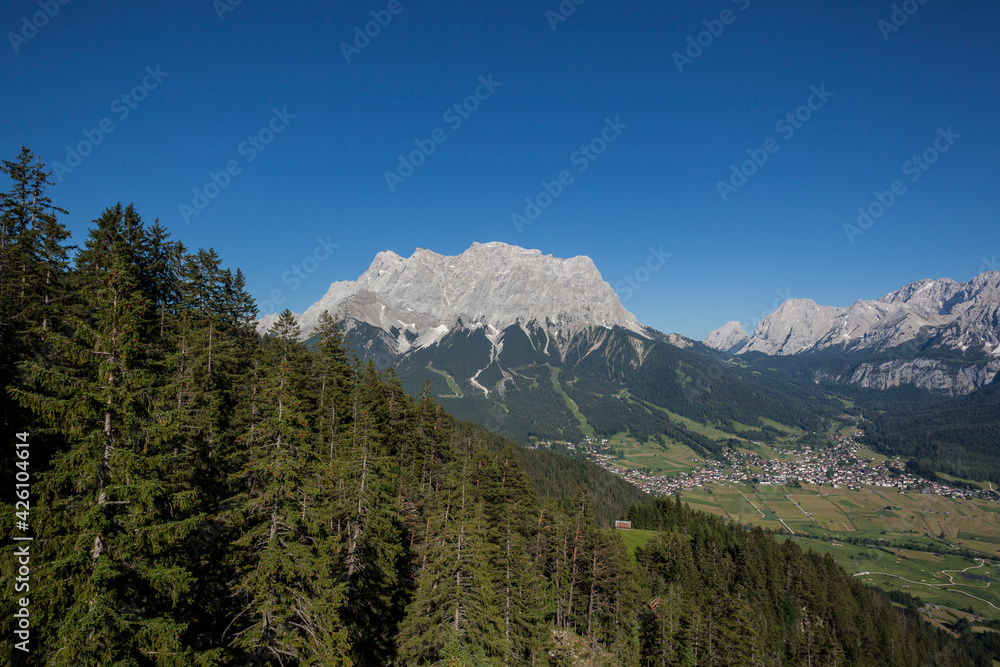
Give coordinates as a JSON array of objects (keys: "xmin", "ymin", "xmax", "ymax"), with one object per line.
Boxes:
[
  {"xmin": 10, "ymin": 206, "xmax": 210, "ymax": 664},
  {"xmin": 0, "ymin": 148, "xmax": 72, "ymax": 464},
  {"xmin": 228, "ymin": 310, "xmax": 352, "ymax": 664},
  {"xmin": 398, "ymin": 464, "xmax": 506, "ymax": 665}
]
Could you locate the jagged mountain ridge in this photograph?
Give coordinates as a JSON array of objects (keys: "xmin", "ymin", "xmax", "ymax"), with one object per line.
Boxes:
[
  {"xmin": 258, "ymin": 242, "xmax": 651, "ymax": 351},
  {"xmin": 708, "ymin": 272, "xmax": 1000, "ymax": 357},
  {"xmin": 704, "ymin": 272, "xmax": 1000, "ymax": 394},
  {"xmin": 256, "ymin": 242, "xmax": 835, "ymax": 446}
]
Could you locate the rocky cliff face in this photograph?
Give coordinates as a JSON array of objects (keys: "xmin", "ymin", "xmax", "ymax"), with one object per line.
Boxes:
[
  {"xmin": 813, "ymin": 358, "xmax": 1000, "ymax": 396},
  {"xmin": 702, "ymin": 321, "xmax": 749, "ymax": 354},
  {"xmin": 703, "ymin": 272, "xmax": 1000, "ymax": 394},
  {"xmin": 258, "ymin": 242, "xmax": 652, "ymax": 350},
  {"xmin": 705, "ymin": 272, "xmax": 1000, "ymax": 358}
]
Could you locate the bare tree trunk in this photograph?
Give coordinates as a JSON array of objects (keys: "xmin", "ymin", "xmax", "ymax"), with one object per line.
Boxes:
[
  {"xmin": 453, "ymin": 477, "xmax": 467, "ymax": 633},
  {"xmin": 328, "ymin": 404, "xmax": 336, "ymax": 463},
  {"xmin": 347, "ymin": 436, "xmax": 368, "ymax": 578},
  {"xmin": 587, "ymin": 548, "xmax": 599, "ymax": 642},
  {"xmin": 421, "ymin": 519, "xmax": 431, "ymax": 571},
  {"xmin": 92, "ymin": 409, "xmax": 113, "ymax": 561},
  {"xmin": 505, "ymin": 527, "xmax": 512, "ymax": 665},
  {"xmin": 567, "ymin": 513, "xmax": 582, "ymax": 628}
]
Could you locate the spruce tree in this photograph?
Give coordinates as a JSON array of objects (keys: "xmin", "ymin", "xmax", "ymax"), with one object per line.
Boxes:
[
  {"xmin": 228, "ymin": 310, "xmax": 351, "ymax": 664},
  {"xmin": 398, "ymin": 465, "xmax": 505, "ymax": 665},
  {"xmin": 11, "ymin": 206, "xmax": 209, "ymax": 664},
  {"xmin": 0, "ymin": 148, "xmax": 72, "ymax": 465},
  {"xmin": 311, "ymin": 310, "xmax": 353, "ymax": 464}
]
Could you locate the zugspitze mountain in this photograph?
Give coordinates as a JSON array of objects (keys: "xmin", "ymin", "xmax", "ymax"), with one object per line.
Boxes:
[{"xmin": 258, "ymin": 242, "xmax": 650, "ymax": 351}]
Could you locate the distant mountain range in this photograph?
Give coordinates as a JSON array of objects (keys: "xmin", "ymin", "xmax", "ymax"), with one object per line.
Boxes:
[
  {"xmin": 705, "ymin": 272, "xmax": 1000, "ymax": 395},
  {"xmin": 258, "ymin": 242, "xmax": 838, "ymax": 447}
]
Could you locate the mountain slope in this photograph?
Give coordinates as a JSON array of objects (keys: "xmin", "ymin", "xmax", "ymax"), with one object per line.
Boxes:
[
  {"xmin": 860, "ymin": 378, "xmax": 1000, "ymax": 483},
  {"xmin": 705, "ymin": 272, "xmax": 1000, "ymax": 394},
  {"xmin": 387, "ymin": 322, "xmax": 840, "ymax": 451},
  {"xmin": 714, "ymin": 272, "xmax": 1000, "ymax": 358},
  {"xmin": 702, "ymin": 320, "xmax": 749, "ymax": 353}
]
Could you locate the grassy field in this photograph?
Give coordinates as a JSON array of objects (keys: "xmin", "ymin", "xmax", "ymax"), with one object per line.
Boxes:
[
  {"xmin": 425, "ymin": 362, "xmax": 463, "ymax": 398},
  {"xmin": 759, "ymin": 417, "xmax": 806, "ymax": 438},
  {"xmin": 622, "ymin": 392, "xmax": 739, "ymax": 442},
  {"xmin": 854, "ymin": 447, "xmax": 890, "ymax": 465},
  {"xmin": 783, "ymin": 538, "xmax": 1000, "ymax": 620},
  {"xmin": 548, "ymin": 367, "xmax": 595, "ymax": 438},
  {"xmin": 682, "ymin": 483, "xmax": 1000, "ymax": 554},
  {"xmin": 937, "ymin": 471, "xmax": 995, "ymax": 491},
  {"xmin": 605, "ymin": 435, "xmax": 703, "ymax": 476},
  {"xmin": 675, "ymin": 481, "xmax": 1000, "ymax": 620},
  {"xmin": 615, "ymin": 528, "xmax": 660, "ymax": 555}
]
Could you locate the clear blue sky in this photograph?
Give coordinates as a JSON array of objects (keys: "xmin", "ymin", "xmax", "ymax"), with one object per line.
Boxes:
[{"xmin": 3, "ymin": 0, "xmax": 998, "ymax": 339}]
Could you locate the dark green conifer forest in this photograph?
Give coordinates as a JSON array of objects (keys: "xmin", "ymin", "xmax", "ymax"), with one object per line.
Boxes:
[{"xmin": 0, "ymin": 149, "xmax": 991, "ymax": 664}]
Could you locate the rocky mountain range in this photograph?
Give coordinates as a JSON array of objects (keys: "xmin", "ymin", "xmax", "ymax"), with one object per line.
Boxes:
[
  {"xmin": 704, "ymin": 272, "xmax": 1000, "ymax": 394},
  {"xmin": 257, "ymin": 242, "xmax": 836, "ymax": 445},
  {"xmin": 258, "ymin": 242, "xmax": 652, "ymax": 350},
  {"xmin": 256, "ymin": 242, "xmax": 999, "ymax": 442}
]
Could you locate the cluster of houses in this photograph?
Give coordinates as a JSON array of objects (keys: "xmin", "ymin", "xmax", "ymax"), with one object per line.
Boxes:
[
  {"xmin": 568, "ymin": 433, "xmax": 1000, "ymax": 502},
  {"xmin": 531, "ymin": 437, "xmax": 618, "ymax": 457}
]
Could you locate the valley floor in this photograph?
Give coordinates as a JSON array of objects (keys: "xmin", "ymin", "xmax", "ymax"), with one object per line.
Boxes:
[
  {"xmin": 593, "ymin": 434, "xmax": 1000, "ymax": 503},
  {"xmin": 538, "ymin": 433, "xmax": 1000, "ymax": 624}
]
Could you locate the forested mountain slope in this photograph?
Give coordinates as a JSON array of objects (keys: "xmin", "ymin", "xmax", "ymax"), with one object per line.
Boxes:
[
  {"xmin": 458, "ymin": 422, "xmax": 650, "ymax": 526},
  {"xmin": 388, "ymin": 324, "xmax": 844, "ymax": 453},
  {"xmin": 742, "ymin": 352, "xmax": 1000, "ymax": 485},
  {"xmin": 0, "ymin": 149, "xmax": 991, "ymax": 665},
  {"xmin": 860, "ymin": 379, "xmax": 1000, "ymax": 484}
]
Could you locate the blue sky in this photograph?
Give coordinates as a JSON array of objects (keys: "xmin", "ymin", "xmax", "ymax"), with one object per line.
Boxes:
[{"xmin": 2, "ymin": 0, "xmax": 998, "ymax": 339}]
